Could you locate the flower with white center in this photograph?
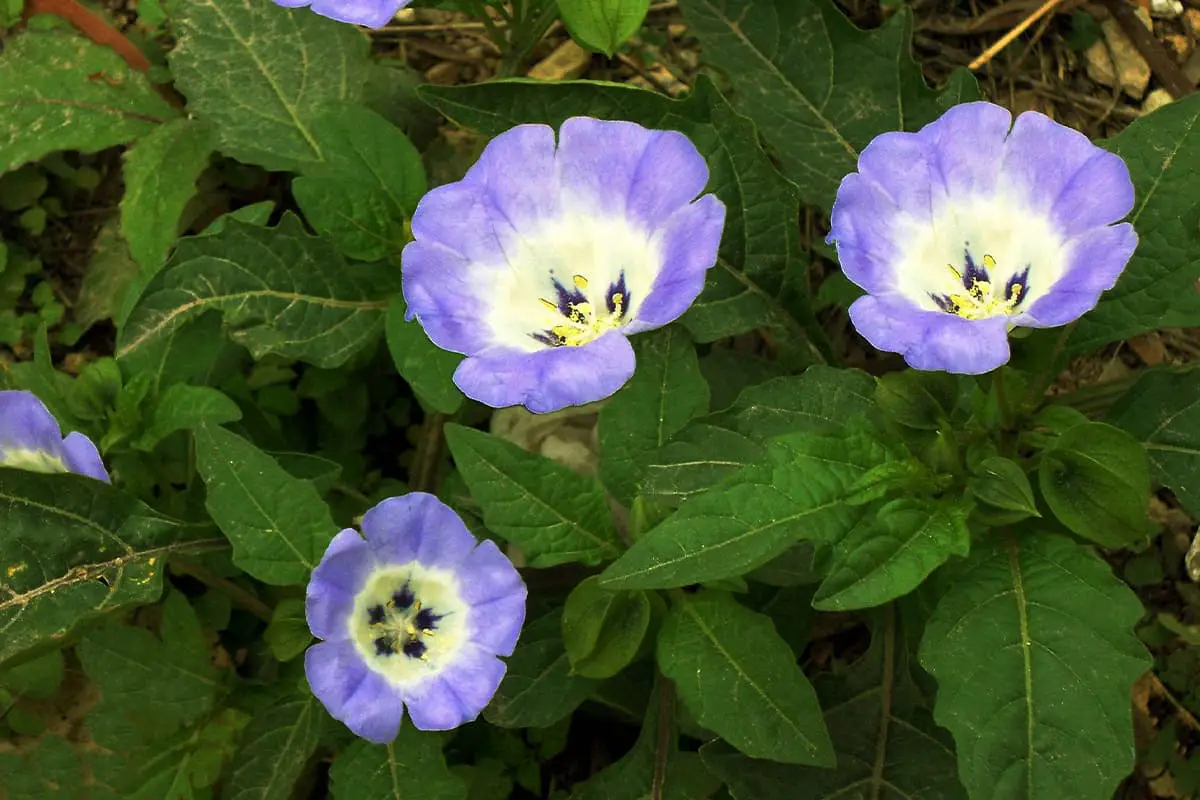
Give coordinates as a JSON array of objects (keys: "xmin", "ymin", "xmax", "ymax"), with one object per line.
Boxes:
[
  {"xmin": 827, "ymin": 101, "xmax": 1137, "ymax": 374},
  {"xmin": 305, "ymin": 492, "xmax": 526, "ymax": 742},
  {"xmin": 402, "ymin": 117, "xmax": 726, "ymax": 414},
  {"xmin": 0, "ymin": 391, "xmax": 108, "ymax": 482},
  {"xmin": 271, "ymin": 0, "xmax": 408, "ymax": 28}
]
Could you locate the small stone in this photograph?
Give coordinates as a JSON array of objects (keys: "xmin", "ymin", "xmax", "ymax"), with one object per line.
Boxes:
[
  {"xmin": 527, "ymin": 40, "xmax": 592, "ymax": 81},
  {"xmin": 1149, "ymin": 0, "xmax": 1182, "ymax": 17},
  {"xmin": 1184, "ymin": 8, "xmax": 1200, "ymax": 38},
  {"xmin": 1164, "ymin": 33, "xmax": 1191, "ymax": 60},
  {"xmin": 424, "ymin": 62, "xmax": 460, "ymax": 85},
  {"xmin": 1083, "ymin": 17, "xmax": 1152, "ymax": 99},
  {"xmin": 668, "ymin": 23, "xmax": 688, "ymax": 37},
  {"xmin": 1143, "ymin": 87, "xmax": 1175, "ymax": 114}
]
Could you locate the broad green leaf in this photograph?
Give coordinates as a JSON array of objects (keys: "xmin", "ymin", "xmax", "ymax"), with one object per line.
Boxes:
[
  {"xmin": 292, "ymin": 104, "xmax": 426, "ymax": 262},
  {"xmin": 1107, "ymin": 368, "xmax": 1200, "ymax": 516},
  {"xmin": 385, "ymin": 294, "xmax": 463, "ymax": 415},
  {"xmin": 0, "ymin": 469, "xmax": 219, "ymax": 667},
  {"xmin": 0, "ymin": 736, "xmax": 92, "ymax": 800},
  {"xmin": 657, "ymin": 592, "xmax": 834, "ymax": 766},
  {"xmin": 711, "ymin": 365, "xmax": 878, "ymax": 441},
  {"xmin": 78, "ymin": 592, "xmax": 218, "ymax": 735},
  {"xmin": 701, "ymin": 609, "xmax": 965, "ymax": 799},
  {"xmin": 133, "ymin": 384, "xmax": 242, "ymax": 451},
  {"xmin": 813, "ymin": 498, "xmax": 969, "ymax": 611},
  {"xmin": 485, "ymin": 614, "xmax": 600, "ymax": 728},
  {"xmin": 642, "ymin": 424, "xmax": 765, "ymax": 507},
  {"xmin": 0, "ymin": 650, "xmax": 63, "ymax": 700},
  {"xmin": 677, "ymin": 0, "xmax": 972, "ymax": 209},
  {"xmin": 1070, "ymin": 94, "xmax": 1200, "ymax": 354},
  {"xmin": 561, "ymin": 576, "xmax": 653, "ymax": 679},
  {"xmin": 0, "ymin": 32, "xmax": 173, "ymax": 173},
  {"xmin": 169, "ymin": 0, "xmax": 370, "ymax": 173},
  {"xmin": 224, "ymin": 692, "xmax": 323, "ymax": 800},
  {"xmin": 558, "ymin": 0, "xmax": 651, "ymax": 55},
  {"xmin": 419, "ymin": 76, "xmax": 829, "ymax": 367},
  {"xmin": 601, "ymin": 424, "xmax": 895, "ymax": 590},
  {"xmin": 1037, "ymin": 421, "xmax": 1149, "ymax": 548},
  {"xmin": 193, "ymin": 423, "xmax": 338, "ymax": 585},
  {"xmin": 572, "ymin": 682, "xmax": 722, "ymax": 800},
  {"xmin": 76, "ymin": 220, "xmax": 142, "ymax": 331},
  {"xmin": 330, "ymin": 727, "xmax": 467, "ymax": 800},
  {"xmin": 272, "ymin": 451, "xmax": 343, "ymax": 496},
  {"xmin": 263, "ymin": 598, "xmax": 312, "ymax": 663},
  {"xmin": 116, "ymin": 215, "xmax": 399, "ymax": 389},
  {"xmin": 919, "ymin": 534, "xmax": 1150, "ymax": 800},
  {"xmin": 968, "ymin": 455, "xmax": 1039, "ymax": 520},
  {"xmin": 875, "ymin": 370, "xmax": 959, "ymax": 430},
  {"xmin": 598, "ymin": 326, "xmax": 709, "ymax": 503},
  {"xmin": 444, "ymin": 424, "xmax": 622, "ymax": 567},
  {"xmin": 121, "ymin": 117, "xmax": 215, "ymax": 275}
]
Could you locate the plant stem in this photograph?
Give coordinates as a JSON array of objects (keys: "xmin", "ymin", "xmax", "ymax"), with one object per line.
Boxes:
[{"xmin": 171, "ymin": 557, "xmax": 274, "ymax": 622}]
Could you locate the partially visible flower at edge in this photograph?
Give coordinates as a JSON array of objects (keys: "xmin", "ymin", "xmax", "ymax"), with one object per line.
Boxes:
[
  {"xmin": 0, "ymin": 390, "xmax": 109, "ymax": 483},
  {"xmin": 272, "ymin": 0, "xmax": 409, "ymax": 28},
  {"xmin": 305, "ymin": 492, "xmax": 527, "ymax": 743},
  {"xmin": 401, "ymin": 116, "xmax": 726, "ymax": 414},
  {"xmin": 827, "ymin": 100, "xmax": 1137, "ymax": 374}
]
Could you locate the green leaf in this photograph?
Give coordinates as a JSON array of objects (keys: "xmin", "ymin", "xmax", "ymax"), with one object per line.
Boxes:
[
  {"xmin": 598, "ymin": 326, "xmax": 709, "ymax": 504},
  {"xmin": 641, "ymin": 424, "xmax": 765, "ymax": 507},
  {"xmin": 78, "ymin": 592, "xmax": 218, "ymax": 735},
  {"xmin": 116, "ymin": 215, "xmax": 400, "ymax": 390},
  {"xmin": 711, "ymin": 365, "xmax": 878, "ymax": 441},
  {"xmin": 0, "ymin": 470, "xmax": 219, "ymax": 667},
  {"xmin": 75, "ymin": 221, "xmax": 142, "ymax": 332},
  {"xmin": 813, "ymin": 498, "xmax": 969, "ymax": 611},
  {"xmin": 385, "ymin": 294, "xmax": 463, "ymax": 415},
  {"xmin": 444, "ymin": 424, "xmax": 622, "ymax": 567},
  {"xmin": 919, "ymin": 534, "xmax": 1150, "ymax": 800},
  {"xmin": 601, "ymin": 424, "xmax": 895, "ymax": 589},
  {"xmin": 875, "ymin": 370, "xmax": 959, "ymax": 430},
  {"xmin": 168, "ymin": 0, "xmax": 370, "ymax": 173},
  {"xmin": 419, "ymin": 76, "xmax": 829, "ymax": 367},
  {"xmin": 1069, "ymin": 94, "xmax": 1200, "ymax": 354},
  {"xmin": 677, "ymin": 0, "xmax": 972, "ymax": 210},
  {"xmin": 572, "ymin": 682, "xmax": 722, "ymax": 800},
  {"xmin": 485, "ymin": 614, "xmax": 600, "ymax": 728},
  {"xmin": 133, "ymin": 384, "xmax": 243, "ymax": 451},
  {"xmin": 292, "ymin": 103, "xmax": 426, "ymax": 262},
  {"xmin": 1037, "ymin": 421, "xmax": 1149, "ymax": 548},
  {"xmin": 263, "ymin": 598, "xmax": 312, "ymax": 663},
  {"xmin": 0, "ymin": 736, "xmax": 91, "ymax": 800},
  {"xmin": 193, "ymin": 423, "xmax": 338, "ymax": 585},
  {"xmin": 224, "ymin": 691, "xmax": 323, "ymax": 800},
  {"xmin": 968, "ymin": 455, "xmax": 1039, "ymax": 519},
  {"xmin": 657, "ymin": 591, "xmax": 835, "ymax": 766},
  {"xmin": 330, "ymin": 727, "xmax": 467, "ymax": 800},
  {"xmin": 0, "ymin": 650, "xmax": 63, "ymax": 700},
  {"xmin": 0, "ymin": 32, "xmax": 173, "ymax": 173},
  {"xmin": 561, "ymin": 576, "xmax": 653, "ymax": 679},
  {"xmin": 121, "ymin": 117, "xmax": 216, "ymax": 275},
  {"xmin": 701, "ymin": 608, "xmax": 965, "ymax": 799},
  {"xmin": 1107, "ymin": 368, "xmax": 1200, "ymax": 517},
  {"xmin": 558, "ymin": 0, "xmax": 651, "ymax": 55}
]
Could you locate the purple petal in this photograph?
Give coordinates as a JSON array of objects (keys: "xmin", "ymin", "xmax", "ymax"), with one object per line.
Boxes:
[
  {"xmin": 404, "ymin": 645, "xmax": 506, "ymax": 730},
  {"xmin": 827, "ymin": 173, "xmax": 907, "ymax": 294},
  {"xmin": 305, "ymin": 639, "xmax": 405, "ymax": 743},
  {"xmin": 1023, "ymin": 223, "xmax": 1138, "ymax": 328},
  {"xmin": 461, "ymin": 123, "xmax": 561, "ymax": 236},
  {"xmin": 307, "ymin": 0, "xmax": 408, "ymax": 27},
  {"xmin": 468, "ymin": 591, "xmax": 526, "ymax": 656},
  {"xmin": 629, "ymin": 194, "xmax": 726, "ymax": 331},
  {"xmin": 458, "ymin": 539, "xmax": 526, "ymax": 608},
  {"xmin": 999, "ymin": 111, "xmax": 1133, "ymax": 233},
  {"xmin": 916, "ymin": 101, "xmax": 1012, "ymax": 202},
  {"xmin": 0, "ymin": 391, "xmax": 64, "ymax": 461},
  {"xmin": 849, "ymin": 294, "xmax": 1011, "ymax": 374},
  {"xmin": 307, "ymin": 529, "xmax": 373, "ymax": 641},
  {"xmin": 556, "ymin": 117, "xmax": 710, "ymax": 228},
  {"xmin": 361, "ymin": 493, "xmax": 477, "ymax": 569},
  {"xmin": 61, "ymin": 433, "xmax": 109, "ymax": 482},
  {"xmin": 401, "ymin": 241, "xmax": 494, "ymax": 354},
  {"xmin": 453, "ymin": 331, "xmax": 636, "ymax": 414}
]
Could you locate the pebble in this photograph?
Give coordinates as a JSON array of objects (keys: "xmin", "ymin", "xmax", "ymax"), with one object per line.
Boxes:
[{"xmin": 1083, "ymin": 13, "xmax": 1152, "ymax": 99}]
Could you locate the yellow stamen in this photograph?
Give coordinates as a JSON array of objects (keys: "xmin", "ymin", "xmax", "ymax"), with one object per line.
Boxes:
[{"xmin": 573, "ymin": 274, "xmax": 589, "ymax": 290}]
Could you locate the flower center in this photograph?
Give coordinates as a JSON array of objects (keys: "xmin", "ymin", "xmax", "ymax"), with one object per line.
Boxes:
[
  {"xmin": 531, "ymin": 272, "xmax": 632, "ymax": 348},
  {"xmin": 349, "ymin": 565, "xmax": 469, "ymax": 686},
  {"xmin": 1, "ymin": 449, "xmax": 67, "ymax": 475},
  {"xmin": 930, "ymin": 251, "xmax": 1030, "ymax": 320}
]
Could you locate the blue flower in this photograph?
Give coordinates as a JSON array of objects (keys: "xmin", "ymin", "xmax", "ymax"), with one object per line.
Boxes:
[
  {"xmin": 402, "ymin": 117, "xmax": 726, "ymax": 414},
  {"xmin": 305, "ymin": 492, "xmax": 526, "ymax": 742},
  {"xmin": 0, "ymin": 391, "xmax": 108, "ymax": 482},
  {"xmin": 827, "ymin": 101, "xmax": 1137, "ymax": 374},
  {"xmin": 272, "ymin": 0, "xmax": 409, "ymax": 28}
]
